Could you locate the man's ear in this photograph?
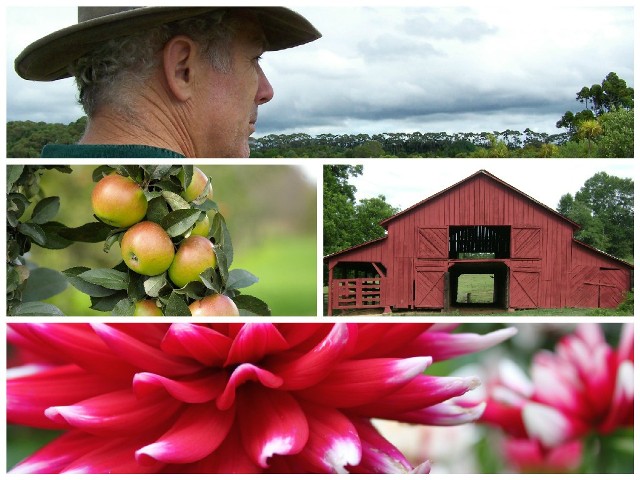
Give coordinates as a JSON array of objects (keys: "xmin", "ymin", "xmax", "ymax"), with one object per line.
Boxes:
[{"xmin": 162, "ymin": 35, "xmax": 200, "ymax": 102}]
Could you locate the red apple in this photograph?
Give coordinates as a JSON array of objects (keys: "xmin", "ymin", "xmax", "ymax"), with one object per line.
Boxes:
[
  {"xmin": 133, "ymin": 299, "xmax": 163, "ymax": 316},
  {"xmin": 181, "ymin": 167, "xmax": 213, "ymax": 203},
  {"xmin": 189, "ymin": 294, "xmax": 239, "ymax": 316},
  {"xmin": 92, "ymin": 174, "xmax": 148, "ymax": 227},
  {"xmin": 168, "ymin": 235, "xmax": 216, "ymax": 287},
  {"xmin": 121, "ymin": 221, "xmax": 175, "ymax": 276}
]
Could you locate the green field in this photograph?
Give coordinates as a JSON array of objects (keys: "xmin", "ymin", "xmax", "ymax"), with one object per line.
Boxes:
[{"xmin": 456, "ymin": 274, "xmax": 494, "ymax": 303}]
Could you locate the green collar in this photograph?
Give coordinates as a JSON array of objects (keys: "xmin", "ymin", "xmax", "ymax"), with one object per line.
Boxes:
[{"xmin": 41, "ymin": 144, "xmax": 185, "ymax": 158}]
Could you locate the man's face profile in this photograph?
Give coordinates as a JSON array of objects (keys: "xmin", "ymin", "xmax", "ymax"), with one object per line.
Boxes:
[{"xmin": 192, "ymin": 14, "xmax": 274, "ymax": 158}]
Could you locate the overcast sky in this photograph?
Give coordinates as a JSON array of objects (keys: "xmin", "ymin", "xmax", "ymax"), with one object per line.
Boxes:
[
  {"xmin": 348, "ymin": 159, "xmax": 635, "ymax": 214},
  {"xmin": 5, "ymin": 3, "xmax": 634, "ymax": 137}
]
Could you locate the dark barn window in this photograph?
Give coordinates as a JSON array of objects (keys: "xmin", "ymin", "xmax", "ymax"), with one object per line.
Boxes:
[{"xmin": 449, "ymin": 226, "xmax": 511, "ymax": 259}]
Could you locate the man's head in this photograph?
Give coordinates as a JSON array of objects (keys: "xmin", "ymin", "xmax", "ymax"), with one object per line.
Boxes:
[{"xmin": 15, "ymin": 7, "xmax": 320, "ymax": 157}]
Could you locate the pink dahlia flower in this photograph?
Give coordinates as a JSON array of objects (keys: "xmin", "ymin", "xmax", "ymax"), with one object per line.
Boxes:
[
  {"xmin": 481, "ymin": 323, "xmax": 633, "ymax": 469},
  {"xmin": 7, "ymin": 323, "xmax": 515, "ymax": 474}
]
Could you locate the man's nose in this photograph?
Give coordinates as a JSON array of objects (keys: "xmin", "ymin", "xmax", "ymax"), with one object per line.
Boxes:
[{"xmin": 256, "ymin": 65, "xmax": 274, "ymax": 105}]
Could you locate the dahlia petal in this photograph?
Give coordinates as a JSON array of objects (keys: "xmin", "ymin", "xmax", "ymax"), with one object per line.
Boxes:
[
  {"xmin": 10, "ymin": 323, "xmax": 136, "ymax": 379},
  {"xmin": 164, "ymin": 425, "xmax": 262, "ymax": 473},
  {"xmin": 216, "ymin": 363, "xmax": 283, "ymax": 410},
  {"xmin": 8, "ymin": 364, "xmax": 127, "ymax": 429},
  {"xmin": 481, "ymin": 399, "xmax": 527, "ymax": 438},
  {"xmin": 522, "ymin": 402, "xmax": 588, "ymax": 448},
  {"xmin": 531, "ymin": 356, "xmax": 585, "ymax": 415},
  {"xmin": 45, "ymin": 389, "xmax": 181, "ymax": 435},
  {"xmin": 62, "ymin": 437, "xmax": 164, "ymax": 474},
  {"xmin": 348, "ymin": 418, "xmax": 413, "ymax": 473},
  {"xmin": 136, "ymin": 401, "xmax": 235, "ymax": 466},
  {"xmin": 297, "ymin": 356, "xmax": 432, "ymax": 408},
  {"xmin": 497, "ymin": 358, "xmax": 534, "ymax": 398},
  {"xmin": 92, "ymin": 323, "xmax": 201, "ymax": 376},
  {"xmin": 133, "ymin": 371, "xmax": 226, "ymax": 403},
  {"xmin": 399, "ymin": 327, "xmax": 518, "ymax": 361},
  {"xmin": 275, "ymin": 323, "xmax": 332, "ymax": 349},
  {"xmin": 296, "ymin": 402, "xmax": 362, "ymax": 473},
  {"xmin": 617, "ymin": 323, "xmax": 633, "ymax": 363},
  {"xmin": 599, "ymin": 360, "xmax": 634, "ymax": 433},
  {"xmin": 108, "ymin": 323, "xmax": 170, "ymax": 346},
  {"xmin": 346, "ymin": 375, "xmax": 480, "ymax": 418},
  {"xmin": 10, "ymin": 431, "xmax": 104, "ymax": 473},
  {"xmin": 238, "ymin": 385, "xmax": 309, "ymax": 468},
  {"xmin": 504, "ymin": 438, "xmax": 582, "ymax": 473},
  {"xmin": 225, "ymin": 323, "xmax": 289, "ymax": 366},
  {"xmin": 161, "ymin": 323, "xmax": 232, "ymax": 366},
  {"xmin": 353, "ymin": 323, "xmax": 432, "ymax": 357},
  {"xmin": 265, "ymin": 323, "xmax": 358, "ymax": 390},
  {"xmin": 395, "ymin": 398, "xmax": 487, "ymax": 426}
]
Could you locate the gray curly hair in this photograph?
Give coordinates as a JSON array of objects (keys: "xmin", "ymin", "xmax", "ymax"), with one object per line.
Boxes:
[{"xmin": 70, "ymin": 10, "xmax": 239, "ymax": 117}]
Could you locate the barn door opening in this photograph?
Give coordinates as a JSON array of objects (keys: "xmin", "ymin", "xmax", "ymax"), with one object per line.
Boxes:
[{"xmin": 448, "ymin": 262, "xmax": 508, "ymax": 309}]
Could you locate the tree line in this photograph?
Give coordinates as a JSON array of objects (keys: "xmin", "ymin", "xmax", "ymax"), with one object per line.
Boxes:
[{"xmin": 7, "ymin": 72, "xmax": 633, "ymax": 158}]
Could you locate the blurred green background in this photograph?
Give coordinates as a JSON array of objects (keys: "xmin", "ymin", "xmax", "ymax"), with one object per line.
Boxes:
[{"xmin": 23, "ymin": 164, "xmax": 318, "ymax": 316}]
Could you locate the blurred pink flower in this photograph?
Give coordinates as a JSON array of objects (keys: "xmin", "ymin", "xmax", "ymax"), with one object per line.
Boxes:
[
  {"xmin": 8, "ymin": 323, "xmax": 515, "ymax": 474},
  {"xmin": 502, "ymin": 437, "xmax": 582, "ymax": 473},
  {"xmin": 481, "ymin": 323, "xmax": 633, "ymax": 471}
]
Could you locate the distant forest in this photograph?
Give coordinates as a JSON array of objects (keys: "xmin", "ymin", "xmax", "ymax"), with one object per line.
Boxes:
[
  {"xmin": 6, "ymin": 72, "xmax": 633, "ymax": 158},
  {"xmin": 5, "ymin": 113, "xmax": 631, "ymax": 159}
]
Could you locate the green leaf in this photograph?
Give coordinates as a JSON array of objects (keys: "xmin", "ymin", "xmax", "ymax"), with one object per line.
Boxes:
[
  {"xmin": 144, "ymin": 273, "xmax": 169, "ymax": 297},
  {"xmin": 213, "ymin": 245, "xmax": 229, "ymax": 284},
  {"xmin": 161, "ymin": 209, "xmax": 202, "ymax": 237},
  {"xmin": 78, "ymin": 268, "xmax": 129, "ymax": 290},
  {"xmin": 7, "ymin": 192, "xmax": 30, "ymax": 218},
  {"xmin": 127, "ymin": 272, "xmax": 146, "ymax": 303},
  {"xmin": 162, "ymin": 191, "xmax": 191, "ymax": 211},
  {"xmin": 199, "ymin": 267, "xmax": 223, "ymax": 293},
  {"xmin": 64, "ymin": 267, "xmax": 118, "ymax": 298},
  {"xmin": 174, "ymin": 281, "xmax": 207, "ymax": 300},
  {"xmin": 103, "ymin": 231, "xmax": 122, "ymax": 253},
  {"xmin": 233, "ymin": 295, "xmax": 271, "ymax": 316},
  {"xmin": 37, "ymin": 222, "xmax": 75, "ymax": 249},
  {"xmin": 59, "ymin": 222, "xmax": 114, "ymax": 243},
  {"xmin": 11, "ymin": 301, "xmax": 65, "ymax": 316},
  {"xmin": 112, "ymin": 298, "xmax": 136, "ymax": 316},
  {"xmin": 90, "ymin": 291, "xmax": 128, "ymax": 312},
  {"xmin": 146, "ymin": 196, "xmax": 170, "ymax": 224},
  {"xmin": 180, "ymin": 165, "xmax": 193, "ymax": 190},
  {"xmin": 164, "ymin": 292, "xmax": 192, "ymax": 316},
  {"xmin": 226, "ymin": 269, "xmax": 259, "ymax": 291},
  {"xmin": 17, "ymin": 223, "xmax": 46, "ymax": 245},
  {"xmin": 193, "ymin": 198, "xmax": 219, "ymax": 212},
  {"xmin": 92, "ymin": 165, "xmax": 115, "ymax": 182},
  {"xmin": 7, "ymin": 266, "xmax": 21, "ymax": 293},
  {"xmin": 22, "ymin": 268, "xmax": 68, "ymax": 302},
  {"xmin": 211, "ymin": 213, "xmax": 234, "ymax": 265},
  {"xmin": 143, "ymin": 165, "xmax": 174, "ymax": 180},
  {"xmin": 115, "ymin": 165, "xmax": 143, "ymax": 182},
  {"xmin": 30, "ymin": 197, "xmax": 60, "ymax": 224},
  {"xmin": 7, "ymin": 165, "xmax": 25, "ymax": 191}
]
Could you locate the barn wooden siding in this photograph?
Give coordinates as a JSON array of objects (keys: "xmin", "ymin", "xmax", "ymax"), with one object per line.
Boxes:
[{"xmin": 325, "ymin": 170, "xmax": 633, "ymax": 314}]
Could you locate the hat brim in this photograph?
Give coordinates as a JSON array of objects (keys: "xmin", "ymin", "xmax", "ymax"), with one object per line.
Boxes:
[{"xmin": 15, "ymin": 6, "xmax": 321, "ymax": 81}]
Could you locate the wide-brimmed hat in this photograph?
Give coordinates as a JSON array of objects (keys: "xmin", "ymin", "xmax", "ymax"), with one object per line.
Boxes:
[{"xmin": 15, "ymin": 6, "xmax": 321, "ymax": 81}]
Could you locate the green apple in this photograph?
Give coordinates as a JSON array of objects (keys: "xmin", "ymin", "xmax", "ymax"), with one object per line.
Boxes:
[
  {"xmin": 92, "ymin": 174, "xmax": 148, "ymax": 227},
  {"xmin": 133, "ymin": 299, "xmax": 163, "ymax": 316},
  {"xmin": 180, "ymin": 167, "xmax": 213, "ymax": 203},
  {"xmin": 190, "ymin": 213, "xmax": 211, "ymax": 237},
  {"xmin": 189, "ymin": 294, "xmax": 239, "ymax": 316},
  {"xmin": 121, "ymin": 221, "xmax": 175, "ymax": 276},
  {"xmin": 168, "ymin": 235, "xmax": 216, "ymax": 287}
]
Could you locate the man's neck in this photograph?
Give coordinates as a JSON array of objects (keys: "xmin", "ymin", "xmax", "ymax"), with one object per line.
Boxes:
[{"xmin": 79, "ymin": 106, "xmax": 197, "ymax": 157}]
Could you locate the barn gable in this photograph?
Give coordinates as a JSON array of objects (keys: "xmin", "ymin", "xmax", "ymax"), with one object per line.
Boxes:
[{"xmin": 325, "ymin": 169, "xmax": 632, "ymax": 314}]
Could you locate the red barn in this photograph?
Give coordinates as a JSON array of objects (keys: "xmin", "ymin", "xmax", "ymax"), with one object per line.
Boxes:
[{"xmin": 325, "ymin": 170, "xmax": 633, "ymax": 315}]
